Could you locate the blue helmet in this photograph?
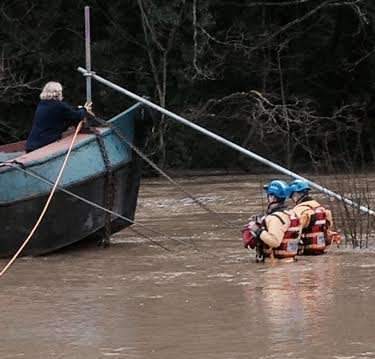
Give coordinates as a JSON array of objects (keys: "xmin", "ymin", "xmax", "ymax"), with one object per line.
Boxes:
[
  {"xmin": 288, "ymin": 179, "xmax": 310, "ymax": 197},
  {"xmin": 264, "ymin": 180, "xmax": 289, "ymax": 199}
]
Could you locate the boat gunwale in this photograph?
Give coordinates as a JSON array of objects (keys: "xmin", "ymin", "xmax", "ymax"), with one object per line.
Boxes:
[{"xmin": 0, "ymin": 158, "xmax": 133, "ymax": 207}]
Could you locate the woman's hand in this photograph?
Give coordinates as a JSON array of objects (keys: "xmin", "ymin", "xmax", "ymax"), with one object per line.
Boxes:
[{"xmin": 84, "ymin": 101, "xmax": 95, "ymax": 116}]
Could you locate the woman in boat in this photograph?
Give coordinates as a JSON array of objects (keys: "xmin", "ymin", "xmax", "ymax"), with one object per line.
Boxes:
[
  {"xmin": 288, "ymin": 179, "xmax": 341, "ymax": 255},
  {"xmin": 25, "ymin": 81, "xmax": 92, "ymax": 152},
  {"xmin": 243, "ymin": 180, "xmax": 301, "ymax": 261}
]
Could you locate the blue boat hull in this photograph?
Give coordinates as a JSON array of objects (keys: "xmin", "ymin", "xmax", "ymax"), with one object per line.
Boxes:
[{"xmin": 0, "ymin": 103, "xmax": 146, "ymax": 257}]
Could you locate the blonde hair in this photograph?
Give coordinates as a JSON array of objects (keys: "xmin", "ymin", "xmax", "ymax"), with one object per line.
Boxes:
[{"xmin": 40, "ymin": 81, "xmax": 63, "ymax": 101}]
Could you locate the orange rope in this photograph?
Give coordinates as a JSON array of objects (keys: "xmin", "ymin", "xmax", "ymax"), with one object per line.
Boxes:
[{"xmin": 0, "ymin": 121, "xmax": 83, "ymax": 277}]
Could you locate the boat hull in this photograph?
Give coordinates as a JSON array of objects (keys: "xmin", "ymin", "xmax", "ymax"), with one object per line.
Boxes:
[
  {"xmin": 0, "ymin": 161, "xmax": 141, "ymax": 257},
  {"xmin": 0, "ymin": 103, "xmax": 147, "ymax": 257}
]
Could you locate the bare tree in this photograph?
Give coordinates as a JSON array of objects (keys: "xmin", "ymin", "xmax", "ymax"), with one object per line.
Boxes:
[{"xmin": 137, "ymin": 0, "xmax": 187, "ymax": 167}]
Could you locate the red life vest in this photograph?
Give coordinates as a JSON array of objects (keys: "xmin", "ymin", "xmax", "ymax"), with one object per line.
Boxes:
[
  {"xmin": 300, "ymin": 205, "xmax": 328, "ymax": 254},
  {"xmin": 262, "ymin": 211, "xmax": 301, "ymax": 259}
]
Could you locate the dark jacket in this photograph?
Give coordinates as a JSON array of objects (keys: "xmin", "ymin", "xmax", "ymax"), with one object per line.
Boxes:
[{"xmin": 25, "ymin": 100, "xmax": 86, "ymax": 152}]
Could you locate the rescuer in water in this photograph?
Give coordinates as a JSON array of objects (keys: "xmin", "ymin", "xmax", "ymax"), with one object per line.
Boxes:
[
  {"xmin": 26, "ymin": 81, "xmax": 93, "ymax": 153},
  {"xmin": 242, "ymin": 180, "xmax": 301, "ymax": 262},
  {"xmin": 288, "ymin": 179, "xmax": 341, "ymax": 255}
]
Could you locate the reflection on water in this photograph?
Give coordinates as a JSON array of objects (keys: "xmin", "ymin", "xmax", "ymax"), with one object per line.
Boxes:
[{"xmin": 1, "ymin": 175, "xmax": 375, "ymax": 359}]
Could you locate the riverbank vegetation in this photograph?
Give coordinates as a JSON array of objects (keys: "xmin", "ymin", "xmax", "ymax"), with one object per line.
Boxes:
[{"xmin": 1, "ymin": 0, "xmax": 374, "ymax": 171}]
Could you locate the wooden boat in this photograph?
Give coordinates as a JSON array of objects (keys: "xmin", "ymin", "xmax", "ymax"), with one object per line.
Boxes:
[{"xmin": 0, "ymin": 103, "xmax": 147, "ymax": 257}]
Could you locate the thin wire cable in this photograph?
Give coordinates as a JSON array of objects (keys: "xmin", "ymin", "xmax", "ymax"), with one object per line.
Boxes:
[
  {"xmin": 94, "ymin": 116, "xmax": 237, "ymax": 229},
  {"xmin": 6, "ymin": 164, "xmax": 224, "ymax": 258},
  {"xmin": 4, "ymin": 163, "xmax": 193, "ymax": 250}
]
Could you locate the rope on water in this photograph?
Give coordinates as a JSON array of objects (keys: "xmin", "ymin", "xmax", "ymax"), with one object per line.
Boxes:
[{"xmin": 0, "ymin": 121, "xmax": 84, "ymax": 277}]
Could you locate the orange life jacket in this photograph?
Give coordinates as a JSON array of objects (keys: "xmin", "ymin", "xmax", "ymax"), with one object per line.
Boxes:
[
  {"xmin": 300, "ymin": 204, "xmax": 328, "ymax": 254},
  {"xmin": 262, "ymin": 211, "xmax": 301, "ymax": 259}
]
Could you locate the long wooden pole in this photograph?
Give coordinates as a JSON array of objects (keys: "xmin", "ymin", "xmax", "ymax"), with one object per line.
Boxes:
[{"xmin": 77, "ymin": 66, "xmax": 375, "ymax": 216}]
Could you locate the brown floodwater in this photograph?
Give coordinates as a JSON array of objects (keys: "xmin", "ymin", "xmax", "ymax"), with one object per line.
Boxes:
[{"xmin": 1, "ymin": 174, "xmax": 375, "ymax": 359}]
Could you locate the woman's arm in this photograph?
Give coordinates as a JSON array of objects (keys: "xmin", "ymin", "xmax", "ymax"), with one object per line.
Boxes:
[{"xmin": 62, "ymin": 102, "xmax": 87, "ymax": 125}]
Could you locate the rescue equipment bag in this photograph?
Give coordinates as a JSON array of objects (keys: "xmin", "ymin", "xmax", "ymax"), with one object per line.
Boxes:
[
  {"xmin": 242, "ymin": 216, "xmax": 263, "ymax": 249},
  {"xmin": 242, "ymin": 225, "xmax": 256, "ymax": 249}
]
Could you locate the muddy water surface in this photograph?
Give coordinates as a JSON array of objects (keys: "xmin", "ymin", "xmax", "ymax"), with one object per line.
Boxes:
[{"xmin": 1, "ymin": 174, "xmax": 375, "ymax": 358}]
